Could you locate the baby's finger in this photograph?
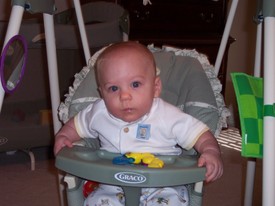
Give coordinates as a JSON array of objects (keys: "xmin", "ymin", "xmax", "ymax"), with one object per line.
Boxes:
[
  {"xmin": 205, "ymin": 164, "xmax": 215, "ymax": 182},
  {"xmin": 61, "ymin": 139, "xmax": 73, "ymax": 148},
  {"xmin": 54, "ymin": 144, "xmax": 63, "ymax": 156},
  {"xmin": 197, "ymin": 156, "xmax": 206, "ymax": 167},
  {"xmin": 206, "ymin": 162, "xmax": 223, "ymax": 182}
]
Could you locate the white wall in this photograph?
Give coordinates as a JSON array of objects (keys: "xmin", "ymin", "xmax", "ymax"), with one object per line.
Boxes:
[{"xmin": 226, "ymin": 0, "xmax": 258, "ymax": 126}]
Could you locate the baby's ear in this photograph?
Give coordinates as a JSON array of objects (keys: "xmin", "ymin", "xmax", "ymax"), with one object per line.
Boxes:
[{"xmin": 154, "ymin": 76, "xmax": 162, "ymax": 97}]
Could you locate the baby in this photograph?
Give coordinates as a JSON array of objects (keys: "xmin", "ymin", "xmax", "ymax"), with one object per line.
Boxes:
[{"xmin": 54, "ymin": 41, "xmax": 223, "ymax": 206}]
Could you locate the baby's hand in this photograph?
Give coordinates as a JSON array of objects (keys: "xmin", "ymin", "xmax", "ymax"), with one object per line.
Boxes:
[
  {"xmin": 54, "ymin": 135, "xmax": 74, "ymax": 155},
  {"xmin": 198, "ymin": 150, "xmax": 223, "ymax": 183}
]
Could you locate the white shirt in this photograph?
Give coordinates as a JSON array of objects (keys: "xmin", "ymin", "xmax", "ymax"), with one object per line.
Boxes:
[{"xmin": 75, "ymin": 98, "xmax": 208, "ymax": 155}]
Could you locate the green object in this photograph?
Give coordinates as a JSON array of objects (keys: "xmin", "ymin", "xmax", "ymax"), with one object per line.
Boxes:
[{"xmin": 231, "ymin": 73, "xmax": 263, "ymax": 158}]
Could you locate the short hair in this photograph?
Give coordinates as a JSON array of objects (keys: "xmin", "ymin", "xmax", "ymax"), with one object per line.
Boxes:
[{"xmin": 95, "ymin": 41, "xmax": 157, "ymax": 83}]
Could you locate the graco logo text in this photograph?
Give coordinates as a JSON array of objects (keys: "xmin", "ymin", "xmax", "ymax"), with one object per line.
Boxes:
[{"xmin": 114, "ymin": 172, "xmax": 146, "ymax": 184}]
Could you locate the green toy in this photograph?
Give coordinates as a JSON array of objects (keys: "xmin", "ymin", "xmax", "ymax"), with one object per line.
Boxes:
[{"xmin": 231, "ymin": 72, "xmax": 263, "ymax": 158}]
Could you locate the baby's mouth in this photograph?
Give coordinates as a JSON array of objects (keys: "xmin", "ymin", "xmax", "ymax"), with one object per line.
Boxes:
[{"xmin": 123, "ymin": 108, "xmax": 134, "ymax": 113}]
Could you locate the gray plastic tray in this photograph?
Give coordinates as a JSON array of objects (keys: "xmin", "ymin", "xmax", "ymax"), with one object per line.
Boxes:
[{"xmin": 56, "ymin": 146, "xmax": 205, "ymax": 206}]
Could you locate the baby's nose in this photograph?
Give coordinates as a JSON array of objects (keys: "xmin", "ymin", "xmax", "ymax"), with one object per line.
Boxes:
[{"xmin": 120, "ymin": 90, "xmax": 132, "ymax": 101}]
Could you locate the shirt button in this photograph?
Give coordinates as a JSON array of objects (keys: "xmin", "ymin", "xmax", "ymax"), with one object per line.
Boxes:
[{"xmin": 124, "ymin": 127, "xmax": 129, "ymax": 133}]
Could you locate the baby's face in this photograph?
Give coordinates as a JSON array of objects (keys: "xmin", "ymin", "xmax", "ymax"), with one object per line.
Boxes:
[{"xmin": 97, "ymin": 49, "xmax": 161, "ymax": 122}]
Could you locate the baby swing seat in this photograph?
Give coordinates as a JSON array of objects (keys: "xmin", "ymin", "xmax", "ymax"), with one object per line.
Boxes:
[{"xmin": 55, "ymin": 45, "xmax": 229, "ymax": 206}]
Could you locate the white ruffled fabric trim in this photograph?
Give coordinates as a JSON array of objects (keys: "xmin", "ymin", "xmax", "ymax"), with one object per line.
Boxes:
[
  {"xmin": 58, "ymin": 47, "xmax": 106, "ymax": 123},
  {"xmin": 58, "ymin": 44, "xmax": 230, "ymax": 137}
]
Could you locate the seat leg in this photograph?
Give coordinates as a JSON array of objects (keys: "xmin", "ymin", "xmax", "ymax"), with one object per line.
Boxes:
[
  {"xmin": 22, "ymin": 149, "xmax": 35, "ymax": 171},
  {"xmin": 194, "ymin": 181, "xmax": 203, "ymax": 193},
  {"xmin": 122, "ymin": 186, "xmax": 141, "ymax": 206},
  {"xmin": 244, "ymin": 158, "xmax": 256, "ymax": 206}
]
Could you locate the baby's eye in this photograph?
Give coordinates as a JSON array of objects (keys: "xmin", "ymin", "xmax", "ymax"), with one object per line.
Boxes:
[
  {"xmin": 131, "ymin": 81, "xmax": 141, "ymax": 88},
  {"xmin": 108, "ymin": 86, "xmax": 118, "ymax": 92}
]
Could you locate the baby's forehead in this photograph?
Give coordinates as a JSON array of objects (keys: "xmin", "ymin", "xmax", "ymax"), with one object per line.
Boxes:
[
  {"xmin": 96, "ymin": 43, "xmax": 156, "ymax": 74},
  {"xmin": 106, "ymin": 44, "xmax": 152, "ymax": 59},
  {"xmin": 100, "ymin": 46, "xmax": 154, "ymax": 65}
]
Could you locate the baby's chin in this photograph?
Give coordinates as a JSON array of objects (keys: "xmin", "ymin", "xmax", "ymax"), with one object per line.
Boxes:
[{"xmin": 118, "ymin": 114, "xmax": 145, "ymax": 123}]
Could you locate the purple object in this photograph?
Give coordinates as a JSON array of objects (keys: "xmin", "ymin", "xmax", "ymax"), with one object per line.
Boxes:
[{"xmin": 0, "ymin": 35, "xmax": 28, "ymax": 93}]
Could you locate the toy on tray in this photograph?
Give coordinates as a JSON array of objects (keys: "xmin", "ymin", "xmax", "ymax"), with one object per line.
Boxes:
[{"xmin": 112, "ymin": 153, "xmax": 164, "ymax": 168}]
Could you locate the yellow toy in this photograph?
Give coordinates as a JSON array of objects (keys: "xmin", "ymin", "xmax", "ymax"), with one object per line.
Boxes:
[{"xmin": 125, "ymin": 153, "xmax": 164, "ymax": 168}]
